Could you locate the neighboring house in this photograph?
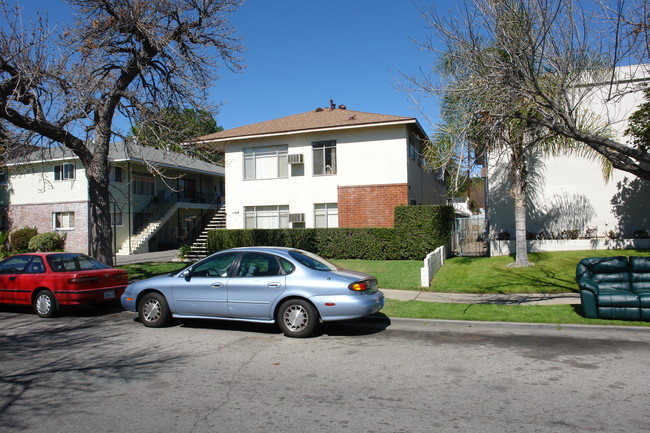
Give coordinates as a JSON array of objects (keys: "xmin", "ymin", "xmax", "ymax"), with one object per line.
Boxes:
[
  {"xmin": 0, "ymin": 141, "xmax": 225, "ymax": 255},
  {"xmin": 487, "ymin": 65, "xmax": 650, "ymax": 240},
  {"xmin": 194, "ymin": 103, "xmax": 447, "ymax": 229}
]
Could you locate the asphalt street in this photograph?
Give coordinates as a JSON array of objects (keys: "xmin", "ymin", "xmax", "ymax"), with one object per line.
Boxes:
[{"xmin": 1, "ymin": 304, "xmax": 649, "ymax": 433}]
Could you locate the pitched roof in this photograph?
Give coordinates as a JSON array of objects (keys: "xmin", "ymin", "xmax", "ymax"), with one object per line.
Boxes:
[
  {"xmin": 193, "ymin": 107, "xmax": 423, "ymax": 143},
  {"xmin": 7, "ymin": 141, "xmax": 224, "ymax": 176}
]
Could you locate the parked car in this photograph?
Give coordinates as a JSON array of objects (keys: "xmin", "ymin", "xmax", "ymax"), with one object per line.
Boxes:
[
  {"xmin": 0, "ymin": 253, "xmax": 129, "ymax": 318},
  {"xmin": 121, "ymin": 247, "xmax": 385, "ymax": 337}
]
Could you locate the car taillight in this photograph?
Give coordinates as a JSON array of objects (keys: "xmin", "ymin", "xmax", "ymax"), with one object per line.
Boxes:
[
  {"xmin": 68, "ymin": 276, "xmax": 99, "ymax": 284},
  {"xmin": 349, "ymin": 281, "xmax": 369, "ymax": 292}
]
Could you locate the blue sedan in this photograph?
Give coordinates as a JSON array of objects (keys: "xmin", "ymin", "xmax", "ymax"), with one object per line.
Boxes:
[{"xmin": 121, "ymin": 247, "xmax": 384, "ymax": 337}]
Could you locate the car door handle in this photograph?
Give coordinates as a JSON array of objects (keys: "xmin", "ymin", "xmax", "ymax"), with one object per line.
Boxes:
[
  {"xmin": 267, "ymin": 282, "xmax": 282, "ymax": 288},
  {"xmin": 212, "ymin": 282, "xmax": 224, "ymax": 288},
  {"xmin": 9, "ymin": 276, "xmax": 16, "ymax": 281}
]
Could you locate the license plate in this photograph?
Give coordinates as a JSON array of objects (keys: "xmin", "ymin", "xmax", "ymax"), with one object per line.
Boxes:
[{"xmin": 103, "ymin": 290, "xmax": 115, "ymax": 299}]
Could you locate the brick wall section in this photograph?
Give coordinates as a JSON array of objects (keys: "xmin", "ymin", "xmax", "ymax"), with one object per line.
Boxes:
[
  {"xmin": 8, "ymin": 201, "xmax": 89, "ymax": 253},
  {"xmin": 338, "ymin": 183, "xmax": 408, "ymax": 228}
]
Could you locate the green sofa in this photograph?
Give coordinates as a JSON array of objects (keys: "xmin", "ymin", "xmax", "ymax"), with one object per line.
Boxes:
[{"xmin": 576, "ymin": 256, "xmax": 650, "ymax": 321}]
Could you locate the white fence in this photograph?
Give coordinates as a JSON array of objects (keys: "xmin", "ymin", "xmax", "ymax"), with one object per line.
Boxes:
[
  {"xmin": 490, "ymin": 239, "xmax": 650, "ymax": 256},
  {"xmin": 420, "ymin": 245, "xmax": 447, "ymax": 288}
]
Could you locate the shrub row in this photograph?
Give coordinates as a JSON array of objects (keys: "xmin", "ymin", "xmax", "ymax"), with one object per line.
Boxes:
[{"xmin": 206, "ymin": 205, "xmax": 454, "ymax": 260}]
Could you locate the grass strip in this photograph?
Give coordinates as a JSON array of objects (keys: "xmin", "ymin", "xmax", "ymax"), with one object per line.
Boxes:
[{"xmin": 381, "ymin": 299, "xmax": 650, "ymax": 327}]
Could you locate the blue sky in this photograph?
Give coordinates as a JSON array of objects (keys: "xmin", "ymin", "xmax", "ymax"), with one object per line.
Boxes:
[{"xmin": 20, "ymin": 0, "xmax": 452, "ymax": 133}]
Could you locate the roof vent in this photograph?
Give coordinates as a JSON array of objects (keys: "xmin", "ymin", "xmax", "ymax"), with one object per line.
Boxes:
[
  {"xmin": 339, "ymin": 105, "xmax": 347, "ymax": 110},
  {"xmin": 315, "ymin": 107, "xmax": 324, "ymax": 112}
]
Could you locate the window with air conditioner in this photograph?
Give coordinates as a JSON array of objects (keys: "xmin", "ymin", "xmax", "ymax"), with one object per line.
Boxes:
[{"xmin": 244, "ymin": 205, "xmax": 289, "ymax": 229}]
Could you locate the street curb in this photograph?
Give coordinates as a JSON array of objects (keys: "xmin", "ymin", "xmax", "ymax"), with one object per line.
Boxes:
[{"xmin": 358, "ymin": 315, "xmax": 650, "ymax": 341}]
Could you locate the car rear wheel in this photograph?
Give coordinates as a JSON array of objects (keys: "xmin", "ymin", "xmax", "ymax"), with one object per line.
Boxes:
[
  {"xmin": 138, "ymin": 293, "xmax": 170, "ymax": 328},
  {"xmin": 277, "ymin": 299, "xmax": 318, "ymax": 338},
  {"xmin": 33, "ymin": 290, "xmax": 57, "ymax": 318}
]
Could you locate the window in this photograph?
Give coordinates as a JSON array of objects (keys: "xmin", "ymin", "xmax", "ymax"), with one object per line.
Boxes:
[
  {"xmin": 243, "ymin": 146, "xmax": 288, "ymax": 180},
  {"xmin": 53, "ymin": 211, "xmax": 75, "ymax": 230},
  {"xmin": 314, "ymin": 203, "xmax": 338, "ymax": 228},
  {"xmin": 179, "ymin": 178, "xmax": 197, "ymax": 200},
  {"xmin": 54, "ymin": 163, "xmax": 75, "ymax": 181},
  {"xmin": 111, "ymin": 211, "xmax": 123, "ymax": 227},
  {"xmin": 132, "ymin": 171, "xmax": 154, "ymax": 195},
  {"xmin": 244, "ymin": 205, "xmax": 289, "ymax": 229},
  {"xmin": 236, "ymin": 252, "xmax": 281, "ymax": 277},
  {"xmin": 110, "ymin": 166, "xmax": 123, "ymax": 182},
  {"xmin": 190, "ymin": 252, "xmax": 237, "ymax": 278},
  {"xmin": 312, "ymin": 140, "xmax": 336, "ymax": 175}
]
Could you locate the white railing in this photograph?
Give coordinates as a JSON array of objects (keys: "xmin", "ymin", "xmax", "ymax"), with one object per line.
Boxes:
[{"xmin": 420, "ymin": 245, "xmax": 447, "ymax": 288}]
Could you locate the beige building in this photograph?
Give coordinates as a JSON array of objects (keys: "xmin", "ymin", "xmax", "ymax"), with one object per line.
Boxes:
[{"xmin": 1, "ymin": 142, "xmax": 225, "ymax": 255}]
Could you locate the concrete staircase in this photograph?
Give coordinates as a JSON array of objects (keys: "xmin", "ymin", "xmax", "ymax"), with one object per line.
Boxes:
[
  {"xmin": 184, "ymin": 207, "xmax": 226, "ymax": 261},
  {"xmin": 117, "ymin": 203, "xmax": 181, "ymax": 255}
]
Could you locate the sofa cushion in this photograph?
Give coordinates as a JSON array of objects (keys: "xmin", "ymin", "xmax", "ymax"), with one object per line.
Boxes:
[
  {"xmin": 630, "ymin": 257, "xmax": 650, "ymax": 291},
  {"xmin": 583, "ymin": 256, "xmax": 629, "ymax": 273},
  {"xmin": 637, "ymin": 293, "xmax": 650, "ymax": 308},
  {"xmin": 592, "ymin": 272, "xmax": 631, "ymax": 291},
  {"xmin": 596, "ymin": 288, "xmax": 639, "ymax": 307},
  {"xmin": 598, "ymin": 307, "xmax": 641, "ymax": 321}
]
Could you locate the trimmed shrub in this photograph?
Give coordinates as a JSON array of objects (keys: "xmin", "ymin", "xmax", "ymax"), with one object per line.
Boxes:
[
  {"xmin": 206, "ymin": 205, "xmax": 455, "ymax": 260},
  {"xmin": 28, "ymin": 232, "xmax": 65, "ymax": 252},
  {"xmin": 11, "ymin": 227, "xmax": 38, "ymax": 251}
]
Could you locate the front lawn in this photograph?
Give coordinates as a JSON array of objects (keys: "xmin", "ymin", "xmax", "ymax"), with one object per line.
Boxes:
[{"xmin": 430, "ymin": 250, "xmax": 650, "ymax": 294}]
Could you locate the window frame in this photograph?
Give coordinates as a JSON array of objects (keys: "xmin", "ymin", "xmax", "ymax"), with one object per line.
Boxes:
[
  {"xmin": 243, "ymin": 145, "xmax": 289, "ymax": 180},
  {"xmin": 54, "ymin": 163, "xmax": 76, "ymax": 181},
  {"xmin": 312, "ymin": 140, "xmax": 337, "ymax": 176},
  {"xmin": 244, "ymin": 205, "xmax": 290, "ymax": 229},
  {"xmin": 314, "ymin": 203, "xmax": 338, "ymax": 228},
  {"xmin": 53, "ymin": 211, "xmax": 75, "ymax": 230}
]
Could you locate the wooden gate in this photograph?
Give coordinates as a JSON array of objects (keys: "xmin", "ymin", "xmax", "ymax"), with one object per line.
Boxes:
[{"xmin": 453, "ymin": 217, "xmax": 488, "ymax": 256}]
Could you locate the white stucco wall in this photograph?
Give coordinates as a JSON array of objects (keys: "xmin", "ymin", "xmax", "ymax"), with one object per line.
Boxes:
[
  {"xmin": 488, "ymin": 66, "xmax": 650, "ymax": 238},
  {"xmin": 224, "ymin": 125, "xmax": 412, "ymax": 229},
  {"xmin": 9, "ymin": 160, "xmax": 89, "ymax": 205}
]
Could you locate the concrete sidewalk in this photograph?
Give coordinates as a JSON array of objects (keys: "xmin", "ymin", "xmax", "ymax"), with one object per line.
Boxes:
[{"xmin": 381, "ymin": 289, "xmax": 580, "ymax": 305}]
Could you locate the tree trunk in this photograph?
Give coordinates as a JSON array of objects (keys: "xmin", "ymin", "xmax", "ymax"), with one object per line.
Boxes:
[
  {"xmin": 85, "ymin": 151, "xmax": 114, "ymax": 266},
  {"xmin": 509, "ymin": 144, "xmax": 534, "ymax": 268}
]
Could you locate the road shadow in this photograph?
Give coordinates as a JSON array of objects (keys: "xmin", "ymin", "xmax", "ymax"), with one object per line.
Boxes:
[
  {"xmin": 0, "ymin": 313, "xmax": 185, "ymax": 432},
  {"xmin": 0, "ymin": 301, "xmax": 124, "ymax": 319},
  {"xmin": 165, "ymin": 313, "xmax": 392, "ymax": 338}
]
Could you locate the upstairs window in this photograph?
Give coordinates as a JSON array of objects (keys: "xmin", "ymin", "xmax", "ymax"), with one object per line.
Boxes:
[
  {"xmin": 312, "ymin": 140, "xmax": 336, "ymax": 175},
  {"xmin": 132, "ymin": 171, "xmax": 154, "ymax": 195},
  {"xmin": 110, "ymin": 166, "xmax": 123, "ymax": 182},
  {"xmin": 54, "ymin": 163, "xmax": 75, "ymax": 181},
  {"xmin": 243, "ymin": 146, "xmax": 288, "ymax": 180}
]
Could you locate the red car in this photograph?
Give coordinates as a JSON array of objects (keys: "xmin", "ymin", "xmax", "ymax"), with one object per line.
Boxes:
[{"xmin": 0, "ymin": 253, "xmax": 129, "ymax": 318}]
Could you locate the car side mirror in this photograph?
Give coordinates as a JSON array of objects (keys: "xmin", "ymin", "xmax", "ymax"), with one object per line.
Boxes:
[{"xmin": 179, "ymin": 268, "xmax": 192, "ymax": 280}]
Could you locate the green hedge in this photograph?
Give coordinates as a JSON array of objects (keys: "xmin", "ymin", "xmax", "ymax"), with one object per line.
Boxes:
[{"xmin": 206, "ymin": 205, "xmax": 454, "ymax": 260}]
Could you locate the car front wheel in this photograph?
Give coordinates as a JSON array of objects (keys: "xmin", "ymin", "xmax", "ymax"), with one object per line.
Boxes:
[
  {"xmin": 33, "ymin": 290, "xmax": 57, "ymax": 318},
  {"xmin": 138, "ymin": 293, "xmax": 170, "ymax": 328},
  {"xmin": 277, "ymin": 299, "xmax": 318, "ymax": 338}
]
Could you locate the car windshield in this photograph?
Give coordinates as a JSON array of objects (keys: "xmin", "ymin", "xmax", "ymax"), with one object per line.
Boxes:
[
  {"xmin": 46, "ymin": 254, "xmax": 110, "ymax": 272},
  {"xmin": 289, "ymin": 250, "xmax": 338, "ymax": 271}
]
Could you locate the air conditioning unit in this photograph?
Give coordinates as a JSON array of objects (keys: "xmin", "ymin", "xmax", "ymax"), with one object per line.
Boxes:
[
  {"xmin": 289, "ymin": 213, "xmax": 305, "ymax": 223},
  {"xmin": 288, "ymin": 154, "xmax": 304, "ymax": 164}
]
